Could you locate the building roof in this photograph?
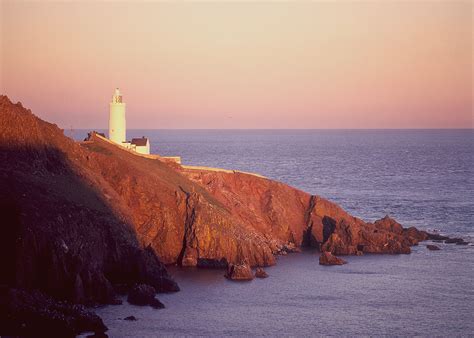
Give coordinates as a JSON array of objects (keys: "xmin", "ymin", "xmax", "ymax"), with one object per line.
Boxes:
[{"xmin": 131, "ymin": 137, "xmax": 149, "ymax": 146}]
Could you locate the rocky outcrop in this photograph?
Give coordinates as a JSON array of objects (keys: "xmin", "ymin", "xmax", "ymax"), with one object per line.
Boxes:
[
  {"xmin": 127, "ymin": 284, "xmax": 164, "ymax": 309},
  {"xmin": 0, "ymin": 96, "xmax": 178, "ymax": 334},
  {"xmin": 77, "ymin": 119, "xmax": 432, "ymax": 270},
  {"xmin": 308, "ymin": 207, "xmax": 428, "ymax": 255},
  {"xmin": 319, "ymin": 251, "xmax": 347, "ymax": 265},
  {"xmin": 184, "ymin": 170, "xmax": 430, "ymax": 261},
  {"xmin": 445, "ymin": 238, "xmax": 465, "ymax": 244},
  {"xmin": 0, "ymin": 95, "xmax": 437, "ymax": 332},
  {"xmin": 225, "ymin": 263, "xmax": 254, "ymax": 281},
  {"xmin": 425, "ymin": 233, "xmax": 469, "ymax": 245},
  {"xmin": 426, "ymin": 245, "xmax": 441, "ymax": 251},
  {"xmin": 0, "ymin": 287, "xmax": 107, "ymax": 337},
  {"xmin": 255, "ymin": 267, "xmax": 269, "ymax": 278}
]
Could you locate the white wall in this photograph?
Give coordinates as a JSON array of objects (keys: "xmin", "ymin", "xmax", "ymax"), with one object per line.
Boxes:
[{"xmin": 109, "ymin": 102, "xmax": 126, "ymax": 144}]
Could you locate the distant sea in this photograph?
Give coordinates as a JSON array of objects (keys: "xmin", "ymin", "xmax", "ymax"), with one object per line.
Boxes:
[{"xmin": 69, "ymin": 129, "xmax": 474, "ymax": 336}]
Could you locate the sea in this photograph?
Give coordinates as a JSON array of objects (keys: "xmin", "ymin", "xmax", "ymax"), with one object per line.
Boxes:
[{"xmin": 68, "ymin": 129, "xmax": 474, "ymax": 337}]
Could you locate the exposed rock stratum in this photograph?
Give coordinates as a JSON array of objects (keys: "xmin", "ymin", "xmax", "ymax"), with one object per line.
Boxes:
[{"xmin": 0, "ymin": 95, "xmax": 435, "ymax": 334}]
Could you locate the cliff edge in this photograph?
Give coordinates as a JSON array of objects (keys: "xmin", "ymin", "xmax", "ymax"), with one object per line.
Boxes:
[{"xmin": 0, "ymin": 95, "xmax": 432, "ymax": 334}]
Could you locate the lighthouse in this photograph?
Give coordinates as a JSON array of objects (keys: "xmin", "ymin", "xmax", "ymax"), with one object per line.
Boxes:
[{"xmin": 109, "ymin": 88, "xmax": 126, "ymax": 144}]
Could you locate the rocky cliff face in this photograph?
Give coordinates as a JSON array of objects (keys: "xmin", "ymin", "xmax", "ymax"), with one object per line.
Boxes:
[
  {"xmin": 0, "ymin": 96, "xmax": 178, "ymax": 309},
  {"xmin": 0, "ymin": 96, "xmax": 430, "ymax": 276},
  {"xmin": 0, "ymin": 95, "xmax": 432, "ymax": 333},
  {"xmin": 80, "ymin": 130, "xmax": 430, "ymax": 268},
  {"xmin": 181, "ymin": 169, "xmax": 429, "ymax": 260}
]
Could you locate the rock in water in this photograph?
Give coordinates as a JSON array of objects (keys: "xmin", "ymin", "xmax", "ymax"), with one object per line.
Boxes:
[
  {"xmin": 319, "ymin": 251, "xmax": 347, "ymax": 265},
  {"xmin": 445, "ymin": 238, "xmax": 464, "ymax": 244},
  {"xmin": 124, "ymin": 316, "xmax": 137, "ymax": 321},
  {"xmin": 426, "ymin": 244, "xmax": 441, "ymax": 251},
  {"xmin": 255, "ymin": 267, "xmax": 269, "ymax": 278},
  {"xmin": 0, "ymin": 288, "xmax": 107, "ymax": 337},
  {"xmin": 127, "ymin": 284, "xmax": 165, "ymax": 309},
  {"xmin": 225, "ymin": 264, "xmax": 254, "ymax": 281}
]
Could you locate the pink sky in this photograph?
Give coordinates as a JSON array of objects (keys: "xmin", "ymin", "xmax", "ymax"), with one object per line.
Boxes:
[{"xmin": 1, "ymin": 1, "xmax": 472, "ymax": 129}]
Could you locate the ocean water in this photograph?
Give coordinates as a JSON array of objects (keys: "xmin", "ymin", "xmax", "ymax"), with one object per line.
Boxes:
[{"xmin": 69, "ymin": 129, "xmax": 474, "ymax": 336}]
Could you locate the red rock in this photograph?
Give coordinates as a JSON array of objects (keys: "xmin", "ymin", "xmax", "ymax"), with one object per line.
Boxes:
[
  {"xmin": 0, "ymin": 94, "xmax": 434, "ymax": 309},
  {"xmin": 0, "ymin": 95, "xmax": 178, "ymax": 309},
  {"xmin": 225, "ymin": 264, "xmax": 254, "ymax": 281},
  {"xmin": 255, "ymin": 267, "xmax": 269, "ymax": 278},
  {"xmin": 319, "ymin": 251, "xmax": 347, "ymax": 265}
]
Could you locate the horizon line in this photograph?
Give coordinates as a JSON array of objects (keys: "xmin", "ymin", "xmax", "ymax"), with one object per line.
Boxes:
[{"xmin": 63, "ymin": 127, "xmax": 474, "ymax": 131}]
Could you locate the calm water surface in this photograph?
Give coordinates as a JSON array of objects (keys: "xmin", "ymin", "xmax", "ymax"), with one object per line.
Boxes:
[{"xmin": 69, "ymin": 130, "xmax": 474, "ymax": 336}]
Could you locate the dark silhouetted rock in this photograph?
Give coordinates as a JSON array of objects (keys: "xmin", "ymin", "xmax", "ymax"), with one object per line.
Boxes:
[
  {"xmin": 197, "ymin": 257, "xmax": 229, "ymax": 269},
  {"xmin": 87, "ymin": 333, "xmax": 109, "ymax": 338},
  {"xmin": 445, "ymin": 238, "xmax": 464, "ymax": 244},
  {"xmin": 426, "ymin": 233, "xmax": 450, "ymax": 241},
  {"xmin": 225, "ymin": 264, "xmax": 254, "ymax": 281},
  {"xmin": 319, "ymin": 251, "xmax": 347, "ymax": 265},
  {"xmin": 124, "ymin": 316, "xmax": 137, "ymax": 321},
  {"xmin": 255, "ymin": 267, "xmax": 269, "ymax": 278},
  {"xmin": 134, "ymin": 246, "xmax": 180, "ymax": 293},
  {"xmin": 426, "ymin": 244, "xmax": 441, "ymax": 251},
  {"xmin": 0, "ymin": 288, "xmax": 107, "ymax": 337},
  {"xmin": 127, "ymin": 284, "xmax": 164, "ymax": 309},
  {"xmin": 0, "ymin": 96, "xmax": 178, "ymax": 320}
]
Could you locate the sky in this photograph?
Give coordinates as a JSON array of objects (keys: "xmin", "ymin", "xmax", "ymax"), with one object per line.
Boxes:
[{"xmin": 1, "ymin": 1, "xmax": 472, "ymax": 129}]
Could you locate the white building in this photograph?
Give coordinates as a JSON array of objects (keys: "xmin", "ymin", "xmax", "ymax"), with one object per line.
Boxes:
[
  {"xmin": 131, "ymin": 137, "xmax": 150, "ymax": 155},
  {"xmin": 108, "ymin": 88, "xmax": 150, "ymax": 155},
  {"xmin": 109, "ymin": 88, "xmax": 126, "ymax": 145}
]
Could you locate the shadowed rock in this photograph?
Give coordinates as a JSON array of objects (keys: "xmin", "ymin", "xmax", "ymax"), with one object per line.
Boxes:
[
  {"xmin": 445, "ymin": 238, "xmax": 465, "ymax": 244},
  {"xmin": 127, "ymin": 284, "xmax": 164, "ymax": 309},
  {"xmin": 426, "ymin": 244, "xmax": 441, "ymax": 251},
  {"xmin": 255, "ymin": 267, "xmax": 269, "ymax": 278},
  {"xmin": 319, "ymin": 251, "xmax": 347, "ymax": 265},
  {"xmin": 0, "ymin": 288, "xmax": 107, "ymax": 337},
  {"xmin": 0, "ymin": 95, "xmax": 177, "ymax": 334}
]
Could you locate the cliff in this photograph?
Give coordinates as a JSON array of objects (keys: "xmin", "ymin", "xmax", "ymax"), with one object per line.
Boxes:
[
  {"xmin": 0, "ymin": 96, "xmax": 178, "ymax": 335},
  {"xmin": 0, "ymin": 95, "xmax": 431, "ymax": 334},
  {"xmin": 80, "ymin": 133, "xmax": 430, "ymax": 271}
]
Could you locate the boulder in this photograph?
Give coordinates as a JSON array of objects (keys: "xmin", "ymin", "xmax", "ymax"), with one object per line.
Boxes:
[
  {"xmin": 127, "ymin": 284, "xmax": 164, "ymax": 309},
  {"xmin": 255, "ymin": 267, "xmax": 269, "ymax": 278},
  {"xmin": 319, "ymin": 251, "xmax": 347, "ymax": 265},
  {"xmin": 0, "ymin": 288, "xmax": 107, "ymax": 337},
  {"xmin": 427, "ymin": 233, "xmax": 449, "ymax": 241},
  {"xmin": 445, "ymin": 238, "xmax": 464, "ymax": 244},
  {"xmin": 225, "ymin": 264, "xmax": 254, "ymax": 281},
  {"xmin": 426, "ymin": 244, "xmax": 441, "ymax": 251},
  {"xmin": 124, "ymin": 316, "xmax": 137, "ymax": 321}
]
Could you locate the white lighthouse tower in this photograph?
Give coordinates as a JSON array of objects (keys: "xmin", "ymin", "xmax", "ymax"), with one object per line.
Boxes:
[{"xmin": 109, "ymin": 88, "xmax": 126, "ymax": 145}]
